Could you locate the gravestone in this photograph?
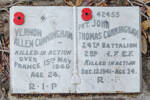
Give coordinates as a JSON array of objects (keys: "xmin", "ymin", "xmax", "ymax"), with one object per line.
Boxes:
[{"xmin": 10, "ymin": 6, "xmax": 141, "ymax": 93}]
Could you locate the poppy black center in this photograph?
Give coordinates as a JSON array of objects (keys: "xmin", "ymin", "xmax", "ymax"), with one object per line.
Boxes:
[
  {"xmin": 17, "ymin": 16, "xmax": 21, "ymax": 20},
  {"xmin": 85, "ymin": 13, "xmax": 88, "ymax": 15}
]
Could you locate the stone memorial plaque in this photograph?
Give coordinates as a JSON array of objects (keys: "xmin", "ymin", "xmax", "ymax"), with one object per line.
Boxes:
[{"xmin": 10, "ymin": 6, "xmax": 141, "ymax": 93}]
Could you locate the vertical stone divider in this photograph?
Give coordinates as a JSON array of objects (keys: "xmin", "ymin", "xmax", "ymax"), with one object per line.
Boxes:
[{"xmin": 71, "ymin": 6, "xmax": 81, "ymax": 93}]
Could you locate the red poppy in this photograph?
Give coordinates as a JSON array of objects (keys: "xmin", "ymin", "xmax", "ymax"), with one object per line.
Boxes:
[
  {"xmin": 13, "ymin": 12, "xmax": 24, "ymax": 25},
  {"xmin": 81, "ymin": 8, "xmax": 92, "ymax": 21}
]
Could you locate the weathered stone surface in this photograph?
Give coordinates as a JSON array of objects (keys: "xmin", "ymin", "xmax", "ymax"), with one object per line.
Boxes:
[
  {"xmin": 10, "ymin": 6, "xmax": 141, "ymax": 93},
  {"xmin": 0, "ymin": 0, "xmax": 150, "ymax": 100}
]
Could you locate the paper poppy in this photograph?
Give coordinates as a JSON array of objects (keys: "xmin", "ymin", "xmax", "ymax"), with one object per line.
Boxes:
[
  {"xmin": 13, "ymin": 12, "xmax": 24, "ymax": 25},
  {"xmin": 81, "ymin": 8, "xmax": 92, "ymax": 21}
]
